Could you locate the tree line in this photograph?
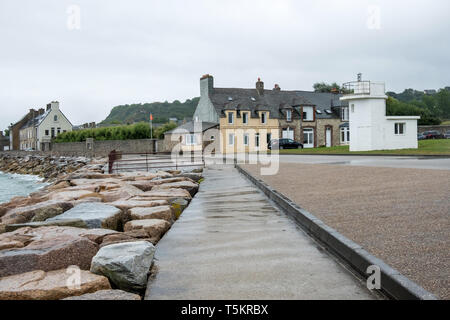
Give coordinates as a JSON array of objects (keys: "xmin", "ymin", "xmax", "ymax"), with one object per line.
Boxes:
[{"xmin": 54, "ymin": 122, "xmax": 177, "ymax": 143}]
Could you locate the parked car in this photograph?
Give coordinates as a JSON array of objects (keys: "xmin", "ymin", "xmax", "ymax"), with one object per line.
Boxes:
[
  {"xmin": 444, "ymin": 130, "xmax": 450, "ymax": 139},
  {"xmin": 417, "ymin": 133, "xmax": 426, "ymax": 140},
  {"xmin": 268, "ymin": 139, "xmax": 304, "ymax": 150},
  {"xmin": 422, "ymin": 130, "xmax": 445, "ymax": 139}
]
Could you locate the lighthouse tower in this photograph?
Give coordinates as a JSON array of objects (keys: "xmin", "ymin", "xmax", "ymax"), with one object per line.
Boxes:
[{"xmin": 340, "ymin": 74, "xmax": 420, "ymax": 152}]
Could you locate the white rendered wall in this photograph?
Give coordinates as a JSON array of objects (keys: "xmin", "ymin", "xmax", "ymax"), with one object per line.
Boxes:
[
  {"xmin": 37, "ymin": 105, "xmax": 73, "ymax": 150},
  {"xmin": 344, "ymin": 84, "xmax": 419, "ymax": 151}
]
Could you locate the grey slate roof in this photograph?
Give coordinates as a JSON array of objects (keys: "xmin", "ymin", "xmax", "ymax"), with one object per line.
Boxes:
[
  {"xmin": 20, "ymin": 110, "xmax": 50, "ymax": 130},
  {"xmin": 165, "ymin": 121, "xmax": 219, "ymax": 134},
  {"xmin": 209, "ymin": 88, "xmax": 347, "ymax": 120}
]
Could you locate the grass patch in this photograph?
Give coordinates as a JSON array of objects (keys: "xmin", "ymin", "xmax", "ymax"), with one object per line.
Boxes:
[
  {"xmin": 276, "ymin": 139, "xmax": 450, "ymax": 155},
  {"xmin": 441, "ymin": 120, "xmax": 450, "ymax": 125}
]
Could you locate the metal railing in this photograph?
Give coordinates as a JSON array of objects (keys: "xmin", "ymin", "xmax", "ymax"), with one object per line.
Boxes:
[
  {"xmin": 108, "ymin": 150, "xmax": 205, "ymax": 173},
  {"xmin": 342, "ymin": 81, "xmax": 386, "ymax": 96}
]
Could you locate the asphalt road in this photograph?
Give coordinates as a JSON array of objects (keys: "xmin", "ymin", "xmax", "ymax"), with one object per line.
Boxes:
[{"xmin": 209, "ymin": 154, "xmax": 450, "ymax": 171}]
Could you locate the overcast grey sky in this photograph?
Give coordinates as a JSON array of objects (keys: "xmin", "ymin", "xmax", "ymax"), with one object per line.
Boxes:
[{"xmin": 1, "ymin": 0, "xmax": 449, "ymax": 130}]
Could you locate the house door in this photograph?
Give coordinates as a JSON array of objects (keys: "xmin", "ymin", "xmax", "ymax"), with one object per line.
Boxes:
[
  {"xmin": 326, "ymin": 127, "xmax": 332, "ymax": 147},
  {"xmin": 303, "ymin": 128, "xmax": 314, "ymax": 148},
  {"xmin": 282, "ymin": 127, "xmax": 294, "ymax": 140}
]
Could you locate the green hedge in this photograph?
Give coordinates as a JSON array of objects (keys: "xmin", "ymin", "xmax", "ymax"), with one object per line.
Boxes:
[{"xmin": 54, "ymin": 122, "xmax": 177, "ymax": 143}]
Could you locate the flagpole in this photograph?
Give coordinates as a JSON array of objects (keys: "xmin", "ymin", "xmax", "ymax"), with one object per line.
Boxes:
[{"xmin": 150, "ymin": 114, "xmax": 153, "ymax": 139}]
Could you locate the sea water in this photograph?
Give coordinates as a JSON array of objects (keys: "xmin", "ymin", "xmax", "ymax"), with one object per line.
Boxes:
[{"xmin": 0, "ymin": 171, "xmax": 48, "ymax": 204}]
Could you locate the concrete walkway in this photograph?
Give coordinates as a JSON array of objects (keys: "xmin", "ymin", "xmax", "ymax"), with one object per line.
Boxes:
[{"xmin": 145, "ymin": 165, "xmax": 376, "ymax": 300}]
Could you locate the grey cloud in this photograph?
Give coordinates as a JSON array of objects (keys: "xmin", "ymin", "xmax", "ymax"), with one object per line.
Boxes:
[{"xmin": 0, "ymin": 0, "xmax": 449, "ymax": 130}]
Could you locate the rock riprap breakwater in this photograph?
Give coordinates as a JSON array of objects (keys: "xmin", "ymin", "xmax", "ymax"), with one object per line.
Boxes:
[
  {"xmin": 0, "ymin": 156, "xmax": 202, "ymax": 300},
  {"xmin": 0, "ymin": 154, "xmax": 91, "ymax": 182}
]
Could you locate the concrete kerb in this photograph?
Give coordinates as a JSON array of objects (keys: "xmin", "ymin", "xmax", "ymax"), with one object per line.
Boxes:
[
  {"xmin": 235, "ymin": 164, "xmax": 438, "ymax": 300},
  {"xmin": 277, "ymin": 153, "xmax": 450, "ymax": 158}
]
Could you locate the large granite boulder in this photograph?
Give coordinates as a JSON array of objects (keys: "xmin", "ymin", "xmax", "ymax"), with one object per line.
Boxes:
[
  {"xmin": 0, "ymin": 269, "xmax": 111, "ymax": 300},
  {"xmin": 63, "ymin": 289, "xmax": 141, "ymax": 300},
  {"xmin": 151, "ymin": 180, "xmax": 199, "ymax": 196},
  {"xmin": 138, "ymin": 188, "xmax": 192, "ymax": 201},
  {"xmin": 99, "ymin": 184, "xmax": 144, "ymax": 202},
  {"xmin": 111, "ymin": 199, "xmax": 168, "ymax": 210},
  {"xmin": 47, "ymin": 203, "xmax": 122, "ymax": 230},
  {"xmin": 90, "ymin": 241, "xmax": 156, "ymax": 293},
  {"xmin": 127, "ymin": 177, "xmax": 196, "ymax": 192},
  {"xmin": 48, "ymin": 190, "xmax": 97, "ymax": 202},
  {"xmin": 129, "ymin": 206, "xmax": 174, "ymax": 222},
  {"xmin": 175, "ymin": 172, "xmax": 203, "ymax": 182},
  {"xmin": 170, "ymin": 198, "xmax": 189, "ymax": 219},
  {"xmin": 124, "ymin": 219, "xmax": 171, "ymax": 243},
  {"xmin": 0, "ymin": 226, "xmax": 118, "ymax": 277},
  {"xmin": 5, "ymin": 219, "xmax": 88, "ymax": 233},
  {"xmin": 0, "ymin": 201, "xmax": 74, "ymax": 225}
]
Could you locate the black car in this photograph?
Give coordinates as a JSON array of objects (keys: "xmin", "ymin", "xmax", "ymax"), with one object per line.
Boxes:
[
  {"xmin": 422, "ymin": 130, "xmax": 445, "ymax": 139},
  {"xmin": 268, "ymin": 139, "xmax": 303, "ymax": 150}
]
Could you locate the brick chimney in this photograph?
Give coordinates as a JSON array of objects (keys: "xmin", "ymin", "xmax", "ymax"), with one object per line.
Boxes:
[
  {"xmin": 273, "ymin": 84, "xmax": 281, "ymax": 91},
  {"xmin": 256, "ymin": 78, "xmax": 264, "ymax": 96},
  {"xmin": 200, "ymin": 74, "xmax": 214, "ymax": 97},
  {"xmin": 38, "ymin": 108, "xmax": 45, "ymax": 115}
]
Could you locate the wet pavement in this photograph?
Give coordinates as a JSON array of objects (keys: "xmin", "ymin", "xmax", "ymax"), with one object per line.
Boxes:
[{"xmin": 145, "ymin": 165, "xmax": 377, "ymax": 300}]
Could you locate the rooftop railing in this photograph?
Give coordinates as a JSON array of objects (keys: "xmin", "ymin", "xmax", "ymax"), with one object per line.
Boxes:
[{"xmin": 342, "ymin": 81, "xmax": 385, "ymax": 96}]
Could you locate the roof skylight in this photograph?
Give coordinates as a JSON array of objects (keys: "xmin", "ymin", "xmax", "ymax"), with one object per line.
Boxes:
[{"xmin": 325, "ymin": 110, "xmax": 332, "ymax": 114}]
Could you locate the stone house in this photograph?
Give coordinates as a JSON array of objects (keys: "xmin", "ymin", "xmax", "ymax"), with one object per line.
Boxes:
[
  {"xmin": 18, "ymin": 101, "xmax": 73, "ymax": 151},
  {"xmin": 192, "ymin": 75, "xmax": 349, "ymax": 153},
  {"xmin": 163, "ymin": 121, "xmax": 219, "ymax": 153}
]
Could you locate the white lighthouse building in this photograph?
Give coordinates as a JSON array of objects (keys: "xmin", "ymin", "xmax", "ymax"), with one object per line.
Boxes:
[{"xmin": 340, "ymin": 75, "xmax": 420, "ymax": 152}]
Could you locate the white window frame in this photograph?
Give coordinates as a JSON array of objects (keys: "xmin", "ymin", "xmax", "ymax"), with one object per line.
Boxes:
[
  {"xmin": 341, "ymin": 107, "xmax": 349, "ymax": 121},
  {"xmin": 303, "ymin": 106, "xmax": 314, "ymax": 121},
  {"xmin": 185, "ymin": 134, "xmax": 197, "ymax": 146},
  {"xmin": 242, "ymin": 112, "xmax": 249, "ymax": 125},
  {"xmin": 243, "ymin": 133, "xmax": 249, "ymax": 146},
  {"xmin": 303, "ymin": 128, "xmax": 314, "ymax": 147},
  {"xmin": 286, "ymin": 109, "xmax": 292, "ymax": 122},
  {"xmin": 395, "ymin": 123, "xmax": 406, "ymax": 135},
  {"xmin": 340, "ymin": 127, "xmax": 350, "ymax": 144},
  {"xmin": 228, "ymin": 133, "xmax": 235, "ymax": 146},
  {"xmin": 255, "ymin": 133, "xmax": 260, "ymax": 148},
  {"xmin": 228, "ymin": 112, "xmax": 234, "ymax": 124}
]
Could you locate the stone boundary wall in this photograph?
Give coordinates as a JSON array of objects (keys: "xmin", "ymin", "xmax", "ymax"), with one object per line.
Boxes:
[
  {"xmin": 52, "ymin": 139, "xmax": 165, "ymax": 157},
  {"xmin": 235, "ymin": 164, "xmax": 437, "ymax": 300},
  {"xmin": 418, "ymin": 125, "xmax": 450, "ymax": 134}
]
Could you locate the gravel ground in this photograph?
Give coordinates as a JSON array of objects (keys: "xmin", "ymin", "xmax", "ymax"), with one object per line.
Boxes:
[{"xmin": 241, "ymin": 163, "xmax": 450, "ymax": 299}]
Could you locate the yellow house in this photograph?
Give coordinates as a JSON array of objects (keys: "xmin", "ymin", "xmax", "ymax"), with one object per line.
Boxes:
[{"xmin": 220, "ymin": 109, "xmax": 279, "ymax": 154}]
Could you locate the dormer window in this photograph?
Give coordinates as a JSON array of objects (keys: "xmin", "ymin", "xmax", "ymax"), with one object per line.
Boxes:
[
  {"xmin": 261, "ymin": 112, "xmax": 267, "ymax": 124},
  {"xmin": 302, "ymin": 106, "xmax": 314, "ymax": 121},
  {"xmin": 242, "ymin": 112, "xmax": 249, "ymax": 124},
  {"xmin": 228, "ymin": 112, "xmax": 234, "ymax": 124},
  {"xmin": 286, "ymin": 110, "xmax": 292, "ymax": 122}
]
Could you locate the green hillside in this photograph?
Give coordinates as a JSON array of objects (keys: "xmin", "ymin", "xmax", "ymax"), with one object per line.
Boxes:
[{"xmin": 101, "ymin": 98, "xmax": 200, "ymax": 125}]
